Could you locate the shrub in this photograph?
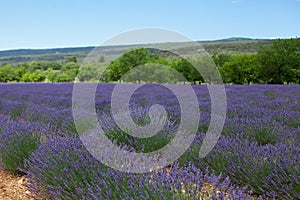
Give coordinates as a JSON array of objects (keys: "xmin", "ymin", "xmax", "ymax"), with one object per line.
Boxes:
[
  {"xmin": 199, "ymin": 136, "xmax": 300, "ymax": 199},
  {"xmin": 24, "ymin": 137, "xmax": 249, "ymax": 199},
  {"xmin": 98, "ymin": 110, "xmax": 177, "ymax": 153},
  {"xmin": 0, "ymin": 120, "xmax": 41, "ymax": 174}
]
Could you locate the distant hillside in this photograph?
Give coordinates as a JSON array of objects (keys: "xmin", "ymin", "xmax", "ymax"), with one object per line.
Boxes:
[
  {"xmin": 214, "ymin": 37, "xmax": 256, "ymax": 42},
  {"xmin": 0, "ymin": 47, "xmax": 93, "ymax": 57},
  {"xmin": 200, "ymin": 37, "xmax": 253, "ymax": 43},
  {"xmin": 0, "ymin": 38, "xmax": 273, "ymax": 64}
]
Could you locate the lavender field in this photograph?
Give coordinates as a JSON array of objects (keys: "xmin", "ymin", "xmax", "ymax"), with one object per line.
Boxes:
[{"xmin": 0, "ymin": 83, "xmax": 299, "ymax": 199}]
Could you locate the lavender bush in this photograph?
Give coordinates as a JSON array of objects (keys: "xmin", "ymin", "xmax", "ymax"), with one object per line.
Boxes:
[
  {"xmin": 0, "ymin": 118, "xmax": 42, "ymax": 173},
  {"xmin": 24, "ymin": 136, "xmax": 249, "ymax": 200},
  {"xmin": 0, "ymin": 83, "xmax": 299, "ymax": 199}
]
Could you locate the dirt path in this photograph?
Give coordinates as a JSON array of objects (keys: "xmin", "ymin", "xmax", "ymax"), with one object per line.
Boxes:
[{"xmin": 0, "ymin": 168, "xmax": 33, "ymax": 200}]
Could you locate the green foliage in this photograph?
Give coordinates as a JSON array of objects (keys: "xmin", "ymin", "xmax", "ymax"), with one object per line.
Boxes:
[
  {"xmin": 66, "ymin": 56, "xmax": 77, "ymax": 63},
  {"xmin": 121, "ymin": 63, "xmax": 184, "ymax": 83},
  {"xmin": 214, "ymin": 38, "xmax": 300, "ymax": 84},
  {"xmin": 257, "ymin": 38, "xmax": 300, "ymax": 84},
  {"xmin": 21, "ymin": 71, "xmax": 46, "ymax": 82},
  {"xmin": 219, "ymin": 54, "xmax": 258, "ymax": 84},
  {"xmin": 77, "ymin": 64, "xmax": 99, "ymax": 81},
  {"xmin": 212, "ymin": 53, "xmax": 231, "ymax": 67},
  {"xmin": 0, "ymin": 64, "xmax": 17, "ymax": 82},
  {"xmin": 0, "ymin": 38, "xmax": 299, "ymax": 84},
  {"xmin": 247, "ymin": 126, "xmax": 278, "ymax": 146},
  {"xmin": 15, "ymin": 66, "xmax": 27, "ymax": 81},
  {"xmin": 48, "ymin": 72, "xmax": 72, "ymax": 82},
  {"xmin": 172, "ymin": 58, "xmax": 204, "ymax": 84},
  {"xmin": 46, "ymin": 62, "xmax": 79, "ymax": 82},
  {"xmin": 28, "ymin": 61, "xmax": 59, "ymax": 71},
  {"xmin": 0, "ymin": 132, "xmax": 40, "ymax": 174},
  {"xmin": 108, "ymin": 48, "xmax": 150, "ymax": 81},
  {"xmin": 107, "ymin": 48, "xmax": 204, "ymax": 83}
]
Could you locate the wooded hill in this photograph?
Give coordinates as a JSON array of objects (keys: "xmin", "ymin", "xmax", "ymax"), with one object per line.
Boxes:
[{"xmin": 0, "ymin": 38, "xmax": 272, "ymax": 65}]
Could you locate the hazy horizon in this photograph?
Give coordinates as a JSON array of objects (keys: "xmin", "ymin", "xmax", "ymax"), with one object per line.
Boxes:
[{"xmin": 0, "ymin": 36, "xmax": 294, "ymax": 52}]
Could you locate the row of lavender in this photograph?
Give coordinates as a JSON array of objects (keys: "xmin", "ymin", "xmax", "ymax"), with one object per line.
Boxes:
[{"xmin": 0, "ymin": 83, "xmax": 299, "ymax": 199}]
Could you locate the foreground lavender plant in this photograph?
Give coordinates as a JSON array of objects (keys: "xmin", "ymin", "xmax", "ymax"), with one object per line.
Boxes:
[
  {"xmin": 0, "ymin": 83, "xmax": 299, "ymax": 199},
  {"xmin": 0, "ymin": 117, "xmax": 44, "ymax": 173},
  {"xmin": 24, "ymin": 137, "xmax": 250, "ymax": 200}
]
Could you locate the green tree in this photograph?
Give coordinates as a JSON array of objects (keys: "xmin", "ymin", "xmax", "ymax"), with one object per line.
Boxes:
[
  {"xmin": 257, "ymin": 38, "xmax": 300, "ymax": 84},
  {"xmin": 28, "ymin": 61, "xmax": 53, "ymax": 72},
  {"xmin": 121, "ymin": 63, "xmax": 181, "ymax": 84},
  {"xmin": 61, "ymin": 62, "xmax": 79, "ymax": 81},
  {"xmin": 15, "ymin": 66, "xmax": 27, "ymax": 81},
  {"xmin": 21, "ymin": 71, "xmax": 45, "ymax": 82},
  {"xmin": 220, "ymin": 54, "xmax": 258, "ymax": 84},
  {"xmin": 108, "ymin": 48, "xmax": 150, "ymax": 82},
  {"xmin": 46, "ymin": 69, "xmax": 70, "ymax": 82},
  {"xmin": 291, "ymin": 68, "xmax": 300, "ymax": 84},
  {"xmin": 77, "ymin": 64, "xmax": 99, "ymax": 82},
  {"xmin": 212, "ymin": 53, "xmax": 231, "ymax": 68},
  {"xmin": 45, "ymin": 62, "xmax": 62, "ymax": 70},
  {"xmin": 0, "ymin": 64, "xmax": 17, "ymax": 82},
  {"xmin": 67, "ymin": 56, "xmax": 78, "ymax": 63},
  {"xmin": 172, "ymin": 58, "xmax": 203, "ymax": 84}
]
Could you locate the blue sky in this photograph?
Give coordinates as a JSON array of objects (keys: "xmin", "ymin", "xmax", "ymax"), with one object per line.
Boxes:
[{"xmin": 0, "ymin": 0, "xmax": 299, "ymax": 50}]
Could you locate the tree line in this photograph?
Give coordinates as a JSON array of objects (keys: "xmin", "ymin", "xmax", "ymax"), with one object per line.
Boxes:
[
  {"xmin": 0, "ymin": 38, "xmax": 299, "ymax": 84},
  {"xmin": 214, "ymin": 38, "xmax": 300, "ymax": 84},
  {"xmin": 0, "ymin": 56, "xmax": 80, "ymax": 82}
]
